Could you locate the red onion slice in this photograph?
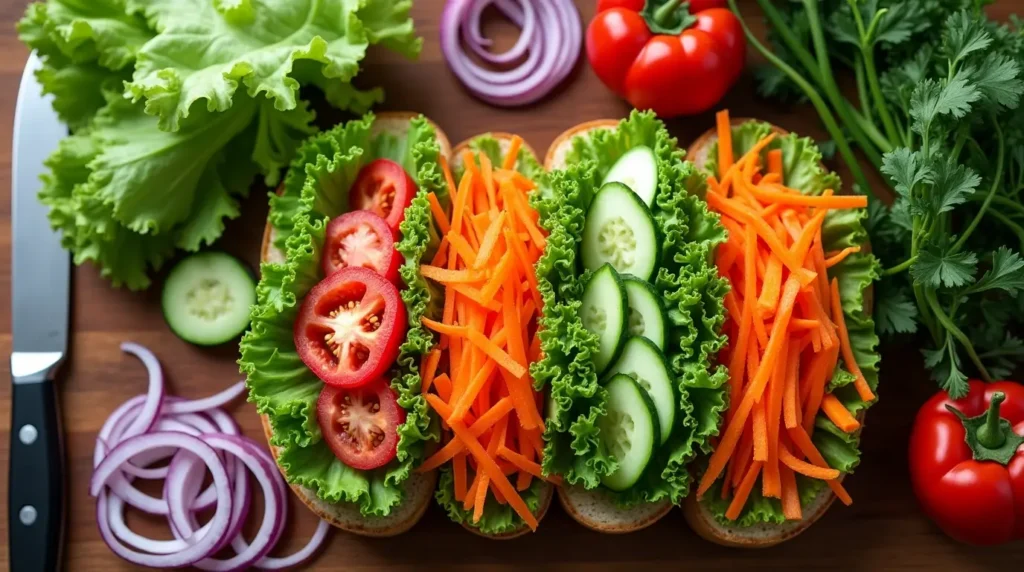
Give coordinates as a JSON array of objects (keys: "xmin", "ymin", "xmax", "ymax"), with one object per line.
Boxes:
[
  {"xmin": 93, "ymin": 432, "xmax": 233, "ymax": 568},
  {"xmin": 441, "ymin": 0, "xmax": 582, "ymax": 107},
  {"xmin": 120, "ymin": 342, "xmax": 166, "ymax": 438},
  {"xmin": 93, "ymin": 343, "xmax": 331, "ymax": 569}
]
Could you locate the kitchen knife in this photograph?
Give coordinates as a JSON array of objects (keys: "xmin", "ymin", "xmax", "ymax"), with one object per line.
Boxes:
[{"xmin": 9, "ymin": 52, "xmax": 70, "ymax": 572}]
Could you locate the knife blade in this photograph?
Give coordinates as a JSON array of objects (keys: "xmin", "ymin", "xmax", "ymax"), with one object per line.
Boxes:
[{"xmin": 9, "ymin": 52, "xmax": 70, "ymax": 572}]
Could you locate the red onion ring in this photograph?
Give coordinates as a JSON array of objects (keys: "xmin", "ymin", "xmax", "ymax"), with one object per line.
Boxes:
[
  {"xmin": 92, "ymin": 343, "xmax": 330, "ymax": 570},
  {"xmin": 441, "ymin": 0, "xmax": 582, "ymax": 106},
  {"xmin": 93, "ymin": 432, "xmax": 233, "ymax": 567}
]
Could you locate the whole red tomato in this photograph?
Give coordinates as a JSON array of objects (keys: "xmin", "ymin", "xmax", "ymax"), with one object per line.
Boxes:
[
  {"xmin": 908, "ymin": 380, "xmax": 1024, "ymax": 545},
  {"xmin": 587, "ymin": 0, "xmax": 745, "ymax": 117}
]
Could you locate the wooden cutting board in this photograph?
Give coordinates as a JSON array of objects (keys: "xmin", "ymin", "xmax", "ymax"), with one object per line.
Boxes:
[{"xmin": 1, "ymin": 0, "xmax": 1022, "ymax": 569}]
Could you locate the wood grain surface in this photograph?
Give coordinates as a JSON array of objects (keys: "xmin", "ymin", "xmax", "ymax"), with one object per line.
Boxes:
[{"xmin": 2, "ymin": 0, "xmax": 1024, "ymax": 570}]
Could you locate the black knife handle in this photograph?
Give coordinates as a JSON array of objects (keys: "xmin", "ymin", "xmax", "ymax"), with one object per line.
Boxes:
[{"xmin": 8, "ymin": 380, "xmax": 64, "ymax": 572}]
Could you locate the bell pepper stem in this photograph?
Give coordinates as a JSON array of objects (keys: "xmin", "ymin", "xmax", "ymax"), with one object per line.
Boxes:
[
  {"xmin": 978, "ymin": 392, "xmax": 1007, "ymax": 449},
  {"xmin": 653, "ymin": 0, "xmax": 683, "ymax": 27}
]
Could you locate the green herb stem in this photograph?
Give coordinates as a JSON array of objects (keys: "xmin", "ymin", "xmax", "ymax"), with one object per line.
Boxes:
[
  {"xmin": 981, "ymin": 209, "xmax": 1024, "ymax": 252},
  {"xmin": 882, "ymin": 255, "xmax": 917, "ymax": 276},
  {"xmin": 735, "ymin": 0, "xmax": 875, "ymax": 196},
  {"xmin": 862, "ymin": 47, "xmax": 900, "ymax": 145},
  {"xmin": 925, "ymin": 289, "xmax": 993, "ymax": 381},
  {"xmin": 977, "ymin": 392, "xmax": 1007, "ymax": 449},
  {"xmin": 952, "ymin": 117, "xmax": 1005, "ymax": 254}
]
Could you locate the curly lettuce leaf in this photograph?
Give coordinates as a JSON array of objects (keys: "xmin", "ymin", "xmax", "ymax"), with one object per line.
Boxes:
[
  {"xmin": 37, "ymin": 91, "xmax": 258, "ymax": 289},
  {"xmin": 18, "ymin": 0, "xmax": 153, "ymax": 70},
  {"xmin": 18, "ymin": 0, "xmax": 154, "ymax": 130},
  {"xmin": 238, "ymin": 114, "xmax": 442, "ymax": 516},
  {"xmin": 540, "ymin": 111, "xmax": 729, "ymax": 506},
  {"xmin": 125, "ymin": 0, "xmax": 418, "ymax": 132},
  {"xmin": 702, "ymin": 122, "xmax": 882, "ymax": 526},
  {"xmin": 435, "ymin": 470, "xmax": 547, "ymax": 536}
]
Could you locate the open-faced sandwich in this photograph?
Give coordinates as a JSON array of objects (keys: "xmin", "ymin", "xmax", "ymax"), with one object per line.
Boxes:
[
  {"xmin": 538, "ymin": 112, "xmax": 730, "ymax": 533},
  {"xmin": 682, "ymin": 111, "xmax": 881, "ymax": 547},
  {"xmin": 416, "ymin": 133, "xmax": 559, "ymax": 539},
  {"xmin": 239, "ymin": 112, "xmax": 451, "ymax": 536}
]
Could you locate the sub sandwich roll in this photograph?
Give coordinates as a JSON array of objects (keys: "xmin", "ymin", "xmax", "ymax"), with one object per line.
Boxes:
[
  {"xmin": 539, "ymin": 112, "xmax": 730, "ymax": 533},
  {"xmin": 683, "ymin": 112, "xmax": 881, "ymax": 547},
  {"xmin": 416, "ymin": 133, "xmax": 558, "ymax": 539},
  {"xmin": 240, "ymin": 112, "xmax": 450, "ymax": 536}
]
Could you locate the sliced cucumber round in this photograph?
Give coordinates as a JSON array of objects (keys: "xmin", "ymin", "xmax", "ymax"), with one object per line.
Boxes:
[
  {"xmin": 622, "ymin": 277, "xmax": 667, "ymax": 350},
  {"xmin": 605, "ymin": 337, "xmax": 676, "ymax": 445},
  {"xmin": 161, "ymin": 252, "xmax": 256, "ymax": 346},
  {"xmin": 582, "ymin": 182, "xmax": 660, "ymax": 281},
  {"xmin": 580, "ymin": 264, "xmax": 628, "ymax": 375},
  {"xmin": 599, "ymin": 374, "xmax": 660, "ymax": 492},
  {"xmin": 602, "ymin": 146, "xmax": 658, "ymax": 206}
]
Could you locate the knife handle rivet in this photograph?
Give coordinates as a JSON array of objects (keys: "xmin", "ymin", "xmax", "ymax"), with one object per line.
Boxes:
[
  {"xmin": 18, "ymin": 424, "xmax": 38, "ymax": 445},
  {"xmin": 18, "ymin": 505, "xmax": 37, "ymax": 526}
]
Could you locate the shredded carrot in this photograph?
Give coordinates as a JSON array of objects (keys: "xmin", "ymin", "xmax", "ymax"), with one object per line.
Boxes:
[
  {"xmin": 824, "ymin": 246, "xmax": 861, "ymax": 268},
  {"xmin": 701, "ymin": 110, "xmax": 871, "ymax": 520},
  {"xmin": 821, "ymin": 394, "xmax": 861, "ymax": 432},
  {"xmin": 417, "ymin": 142, "xmax": 551, "ymax": 530}
]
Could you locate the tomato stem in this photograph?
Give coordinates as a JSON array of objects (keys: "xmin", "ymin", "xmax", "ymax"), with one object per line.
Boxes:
[{"xmin": 978, "ymin": 392, "xmax": 1008, "ymax": 450}]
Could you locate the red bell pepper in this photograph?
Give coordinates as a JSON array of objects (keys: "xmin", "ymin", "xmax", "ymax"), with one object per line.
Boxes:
[
  {"xmin": 586, "ymin": 0, "xmax": 745, "ymax": 117},
  {"xmin": 908, "ymin": 380, "xmax": 1024, "ymax": 545}
]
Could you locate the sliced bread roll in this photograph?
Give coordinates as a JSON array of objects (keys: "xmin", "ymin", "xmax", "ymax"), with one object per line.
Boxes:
[
  {"xmin": 543, "ymin": 120, "xmax": 674, "ymax": 534},
  {"xmin": 682, "ymin": 118, "xmax": 868, "ymax": 548},
  {"xmin": 446, "ymin": 133, "xmax": 555, "ymax": 540},
  {"xmin": 257, "ymin": 112, "xmax": 451, "ymax": 537}
]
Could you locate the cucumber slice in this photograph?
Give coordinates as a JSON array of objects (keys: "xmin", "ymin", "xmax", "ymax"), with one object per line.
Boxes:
[
  {"xmin": 580, "ymin": 264, "xmax": 628, "ymax": 375},
  {"xmin": 605, "ymin": 337, "xmax": 676, "ymax": 445},
  {"xmin": 602, "ymin": 146, "xmax": 658, "ymax": 206},
  {"xmin": 161, "ymin": 253, "xmax": 256, "ymax": 346},
  {"xmin": 622, "ymin": 277, "xmax": 667, "ymax": 350},
  {"xmin": 599, "ymin": 374, "xmax": 660, "ymax": 491},
  {"xmin": 582, "ymin": 182, "xmax": 660, "ymax": 281}
]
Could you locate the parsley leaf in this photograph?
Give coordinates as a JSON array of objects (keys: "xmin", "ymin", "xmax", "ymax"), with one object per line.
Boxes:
[
  {"xmin": 909, "ymin": 72, "xmax": 980, "ymax": 134},
  {"xmin": 966, "ymin": 246, "xmax": 1024, "ymax": 295},
  {"xmin": 970, "ymin": 54, "xmax": 1023, "ymax": 109},
  {"xmin": 912, "ymin": 247, "xmax": 978, "ymax": 288},
  {"xmin": 875, "ymin": 285, "xmax": 919, "ymax": 335},
  {"xmin": 943, "ymin": 10, "xmax": 992, "ymax": 66},
  {"xmin": 922, "ymin": 159, "xmax": 980, "ymax": 215},
  {"xmin": 880, "ymin": 147, "xmax": 931, "ymax": 198}
]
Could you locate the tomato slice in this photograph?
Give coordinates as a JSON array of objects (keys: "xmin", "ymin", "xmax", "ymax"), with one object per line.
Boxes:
[
  {"xmin": 322, "ymin": 210, "xmax": 401, "ymax": 282},
  {"xmin": 349, "ymin": 159, "xmax": 417, "ymax": 233},
  {"xmin": 294, "ymin": 267, "xmax": 407, "ymax": 388},
  {"xmin": 317, "ymin": 379, "xmax": 405, "ymax": 470}
]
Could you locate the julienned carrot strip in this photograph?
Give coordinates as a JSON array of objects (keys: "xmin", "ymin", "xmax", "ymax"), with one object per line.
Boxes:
[
  {"xmin": 757, "ymin": 255, "xmax": 783, "ymax": 316},
  {"xmin": 450, "ymin": 420, "xmax": 539, "ymax": 530},
  {"xmin": 447, "ymin": 233, "xmax": 477, "ymax": 265},
  {"xmin": 824, "ymin": 246, "xmax": 861, "ymax": 268},
  {"xmin": 451, "ymin": 284, "xmax": 501, "ymax": 312},
  {"xmin": 451, "ymin": 171, "xmax": 473, "ymax": 235},
  {"xmin": 802, "ymin": 346, "xmax": 836, "ymax": 435},
  {"xmin": 433, "ymin": 374, "xmax": 452, "ymax": 402},
  {"xmin": 783, "ymin": 343, "xmax": 801, "ymax": 429},
  {"xmin": 742, "ymin": 226, "xmax": 769, "ymax": 350},
  {"xmin": 748, "ymin": 186, "xmax": 867, "ymax": 209},
  {"xmin": 467, "ymin": 329, "xmax": 526, "ymax": 379},
  {"xmin": 419, "ymin": 265, "xmax": 486, "ymax": 284},
  {"xmin": 779, "ymin": 442, "xmax": 840, "ymax": 480},
  {"xmin": 505, "ymin": 227, "xmax": 543, "ymax": 310},
  {"xmin": 726, "ymin": 461, "xmax": 763, "ymax": 521},
  {"xmin": 498, "ymin": 367, "xmax": 542, "ymax": 430},
  {"xmin": 421, "ymin": 349, "xmax": 441, "ymax": 394},
  {"xmin": 479, "ymin": 152, "xmax": 497, "ymax": 212},
  {"xmin": 790, "ymin": 318, "xmax": 820, "ymax": 331},
  {"xmin": 431, "ymin": 237, "xmax": 450, "ymax": 267},
  {"xmin": 780, "ymin": 465, "xmax": 802, "ymax": 520},
  {"xmin": 449, "ymin": 360, "xmax": 498, "ymax": 422},
  {"xmin": 473, "ymin": 211, "xmax": 507, "ymax": 269},
  {"xmin": 763, "ymin": 337, "xmax": 788, "ymax": 498},
  {"xmin": 453, "ymin": 452, "xmax": 468, "ymax": 501},
  {"xmin": 421, "ymin": 318, "xmax": 468, "ymax": 338},
  {"xmin": 788, "ymin": 426, "xmax": 853, "ymax": 505},
  {"xmin": 830, "ymin": 278, "xmax": 876, "ymax": 402},
  {"xmin": 821, "ymin": 394, "xmax": 861, "ymax": 432},
  {"xmin": 503, "ymin": 136, "xmax": 523, "ymax": 170},
  {"xmin": 767, "ymin": 149, "xmax": 783, "ymax": 177},
  {"xmin": 716, "ymin": 110, "xmax": 734, "ymax": 172},
  {"xmin": 480, "ymin": 251, "xmax": 515, "ymax": 301},
  {"xmin": 730, "ymin": 424, "xmax": 755, "ymax": 489},
  {"xmin": 419, "ymin": 395, "xmax": 511, "ymax": 471},
  {"xmin": 753, "ymin": 399, "xmax": 767, "ymax": 462},
  {"xmin": 789, "ymin": 208, "xmax": 827, "ymax": 264},
  {"xmin": 428, "ymin": 193, "xmax": 451, "ymax": 235}
]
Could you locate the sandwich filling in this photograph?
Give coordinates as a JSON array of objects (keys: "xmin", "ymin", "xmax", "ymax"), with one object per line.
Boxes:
[
  {"xmin": 239, "ymin": 114, "xmax": 444, "ymax": 516},
  {"xmin": 695, "ymin": 113, "xmax": 881, "ymax": 525}
]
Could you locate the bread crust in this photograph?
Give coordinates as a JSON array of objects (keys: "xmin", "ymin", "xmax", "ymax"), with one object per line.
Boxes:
[
  {"xmin": 256, "ymin": 112, "xmax": 451, "ymax": 536},
  {"xmin": 682, "ymin": 118, "xmax": 872, "ymax": 548}
]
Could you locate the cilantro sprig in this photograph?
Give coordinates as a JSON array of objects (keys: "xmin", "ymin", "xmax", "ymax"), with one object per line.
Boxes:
[{"xmin": 729, "ymin": 0, "xmax": 1024, "ymax": 397}]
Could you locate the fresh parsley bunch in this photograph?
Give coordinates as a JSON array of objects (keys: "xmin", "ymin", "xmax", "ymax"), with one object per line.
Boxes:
[{"xmin": 728, "ymin": 0, "xmax": 1024, "ymax": 397}]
